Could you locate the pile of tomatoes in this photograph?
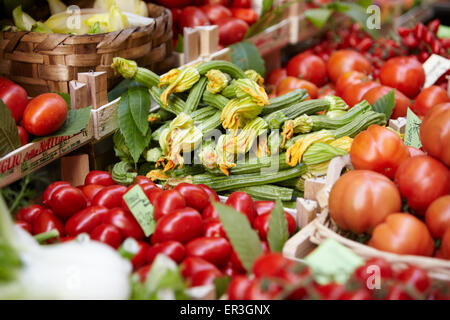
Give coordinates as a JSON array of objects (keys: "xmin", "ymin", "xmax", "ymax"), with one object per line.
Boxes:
[
  {"xmin": 0, "ymin": 77, "xmax": 68, "ymax": 147},
  {"xmin": 166, "ymin": 0, "xmax": 258, "ymax": 47}
]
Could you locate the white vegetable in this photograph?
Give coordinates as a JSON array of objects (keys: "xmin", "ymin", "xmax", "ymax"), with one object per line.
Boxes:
[{"xmin": 93, "ymin": 0, "xmax": 149, "ymax": 17}]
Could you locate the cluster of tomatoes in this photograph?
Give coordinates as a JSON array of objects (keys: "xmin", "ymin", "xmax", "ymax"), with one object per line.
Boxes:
[
  {"xmin": 227, "ymin": 254, "xmax": 449, "ymax": 300},
  {"xmin": 0, "ymin": 77, "xmax": 69, "ymax": 147},
  {"xmin": 166, "ymin": 0, "xmax": 257, "ymax": 47},
  {"xmin": 14, "ymin": 171, "xmax": 297, "ymax": 289}
]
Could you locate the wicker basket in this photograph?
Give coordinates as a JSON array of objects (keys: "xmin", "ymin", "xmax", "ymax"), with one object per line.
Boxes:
[{"xmin": 0, "ymin": 3, "xmax": 173, "ymax": 96}]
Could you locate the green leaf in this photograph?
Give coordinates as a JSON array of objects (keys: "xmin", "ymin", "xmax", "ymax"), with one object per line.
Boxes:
[
  {"xmin": 108, "ymin": 79, "xmax": 140, "ymax": 102},
  {"xmin": 261, "ymin": 0, "xmax": 273, "ymax": 17},
  {"xmin": 214, "ymin": 276, "xmax": 231, "ymax": 299},
  {"xmin": 175, "ymin": 34, "xmax": 184, "ymax": 53},
  {"xmin": 229, "ymin": 41, "xmax": 265, "ymax": 77},
  {"xmin": 0, "ymin": 100, "xmax": 21, "ymax": 157},
  {"xmin": 371, "ymin": 89, "xmax": 395, "ymax": 119},
  {"xmin": 43, "ymin": 106, "xmax": 92, "ymax": 138},
  {"xmin": 54, "ymin": 92, "xmax": 71, "ymax": 110},
  {"xmin": 437, "ymin": 25, "xmax": 450, "ymax": 39},
  {"xmin": 113, "ymin": 130, "xmax": 132, "ymax": 162},
  {"xmin": 357, "ymin": 0, "xmax": 372, "ymax": 9},
  {"xmin": 128, "ymin": 86, "xmax": 151, "ymax": 136},
  {"xmin": 215, "ymin": 202, "xmax": 263, "ymax": 273},
  {"xmin": 112, "ymin": 161, "xmax": 137, "ymax": 185},
  {"xmin": 304, "ymin": 8, "xmax": 333, "ymax": 29},
  {"xmin": 267, "ymin": 198, "xmax": 289, "ymax": 253}
]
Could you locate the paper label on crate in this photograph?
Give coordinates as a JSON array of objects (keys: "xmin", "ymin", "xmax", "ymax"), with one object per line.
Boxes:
[
  {"xmin": 423, "ymin": 54, "xmax": 450, "ymax": 88},
  {"xmin": 404, "ymin": 108, "xmax": 422, "ymax": 149},
  {"xmin": 123, "ymin": 185, "xmax": 155, "ymax": 237}
]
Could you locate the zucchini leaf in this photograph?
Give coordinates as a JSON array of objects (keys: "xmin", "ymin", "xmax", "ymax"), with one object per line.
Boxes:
[
  {"xmin": 371, "ymin": 89, "xmax": 395, "ymax": 120},
  {"xmin": 215, "ymin": 202, "xmax": 263, "ymax": 273},
  {"xmin": 267, "ymin": 198, "xmax": 289, "ymax": 252},
  {"xmin": 0, "ymin": 100, "xmax": 21, "ymax": 157},
  {"xmin": 304, "ymin": 8, "xmax": 333, "ymax": 29},
  {"xmin": 229, "ymin": 41, "xmax": 265, "ymax": 77},
  {"xmin": 128, "ymin": 86, "xmax": 151, "ymax": 136}
]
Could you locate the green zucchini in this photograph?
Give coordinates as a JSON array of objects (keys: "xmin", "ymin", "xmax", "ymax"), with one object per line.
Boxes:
[
  {"xmin": 196, "ymin": 61, "xmax": 246, "ymax": 79},
  {"xmin": 202, "ymin": 91, "xmax": 230, "ymax": 110},
  {"xmin": 262, "ymin": 89, "xmax": 308, "ymax": 115}
]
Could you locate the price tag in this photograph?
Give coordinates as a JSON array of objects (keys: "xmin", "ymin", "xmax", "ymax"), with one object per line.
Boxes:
[
  {"xmin": 423, "ymin": 54, "xmax": 450, "ymax": 88},
  {"xmin": 123, "ymin": 185, "xmax": 155, "ymax": 237},
  {"xmin": 404, "ymin": 108, "xmax": 422, "ymax": 149}
]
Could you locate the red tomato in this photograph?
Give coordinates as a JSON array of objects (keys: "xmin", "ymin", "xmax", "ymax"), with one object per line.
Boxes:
[
  {"xmin": 230, "ymin": 249, "xmax": 246, "ymax": 273},
  {"xmin": 230, "ymin": 0, "xmax": 251, "ymax": 7},
  {"xmin": 327, "ymin": 50, "xmax": 373, "ymax": 83},
  {"xmin": 335, "ymin": 70, "xmax": 369, "ymax": 96},
  {"xmin": 253, "ymin": 200, "xmax": 275, "ymax": 215},
  {"xmin": 276, "ymin": 77, "xmax": 318, "ymax": 99},
  {"xmin": 203, "ymin": 219, "xmax": 226, "ymax": 237},
  {"xmin": 104, "ymin": 208, "xmax": 145, "ymax": 240},
  {"xmin": 413, "ymin": 85, "xmax": 450, "ymax": 116},
  {"xmin": 92, "ymin": 185, "xmax": 127, "ymax": 209},
  {"xmin": 153, "ymin": 189, "xmax": 186, "ymax": 221},
  {"xmin": 217, "ymin": 17, "xmax": 249, "ymax": 46},
  {"xmin": 80, "ymin": 184, "xmax": 104, "ymax": 201},
  {"xmin": 32, "ymin": 209, "xmax": 64, "ymax": 237},
  {"xmin": 154, "ymin": 0, "xmax": 192, "ymax": 9},
  {"xmin": 385, "ymin": 284, "xmax": 413, "ymax": 300},
  {"xmin": 147, "ymin": 188, "xmax": 164, "ymax": 205},
  {"xmin": 353, "ymin": 257, "xmax": 394, "ymax": 285},
  {"xmin": 222, "ymin": 260, "xmax": 243, "ymax": 277},
  {"xmin": 369, "ymin": 213, "xmax": 434, "ymax": 256},
  {"xmin": 407, "ymin": 146, "xmax": 425, "ymax": 157},
  {"xmin": 147, "ymin": 241, "xmax": 186, "ymax": 264},
  {"xmin": 64, "ymin": 206, "xmax": 109, "ymax": 236},
  {"xmin": 379, "ymin": 56, "xmax": 425, "ymax": 98},
  {"xmin": 420, "ymin": 102, "xmax": 450, "ymax": 167},
  {"xmin": 185, "ymin": 236, "xmax": 231, "ymax": 268},
  {"xmin": 266, "ymin": 68, "xmax": 287, "ymax": 87},
  {"xmin": 136, "ymin": 264, "xmax": 152, "ymax": 283},
  {"xmin": 341, "ymin": 81, "xmax": 379, "ymax": 107},
  {"xmin": 329, "ymin": 170, "xmax": 402, "ymax": 233},
  {"xmin": 441, "ymin": 228, "xmax": 450, "ymax": 259},
  {"xmin": 286, "ymin": 52, "xmax": 327, "ymax": 87},
  {"xmin": 170, "ymin": 8, "xmax": 181, "ymax": 26},
  {"xmin": 17, "ymin": 126, "xmax": 28, "ymax": 146},
  {"xmin": 425, "ymin": 195, "xmax": 450, "ymax": 238},
  {"xmin": 227, "ymin": 275, "xmax": 252, "ymax": 300},
  {"xmin": 22, "ymin": 93, "xmax": 68, "ymax": 136},
  {"xmin": 130, "ymin": 241, "xmax": 150, "ymax": 270},
  {"xmin": 204, "ymin": 0, "xmax": 227, "ymax": 5},
  {"xmin": 200, "ymin": 4, "xmax": 231, "ymax": 24},
  {"xmin": 174, "ymin": 183, "xmax": 209, "ymax": 211},
  {"xmin": 339, "ymin": 289, "xmax": 372, "ymax": 300},
  {"xmin": 202, "ymin": 203, "xmax": 219, "ymax": 220},
  {"xmin": 350, "ymin": 124, "xmax": 410, "ymax": 179},
  {"xmin": 47, "ymin": 186, "xmax": 88, "ymax": 220},
  {"xmin": 179, "ymin": 7, "xmax": 210, "ymax": 30},
  {"xmin": 244, "ymin": 278, "xmax": 283, "ymax": 300},
  {"xmin": 314, "ymin": 283, "xmax": 347, "ymax": 300},
  {"xmin": 15, "ymin": 204, "xmax": 44, "ymax": 224},
  {"xmin": 190, "ymin": 268, "xmax": 222, "ymax": 287},
  {"xmin": 180, "ymin": 256, "xmax": 221, "ymax": 279},
  {"xmin": 90, "ymin": 224, "xmax": 123, "ymax": 249},
  {"xmin": 152, "ymin": 207, "xmax": 203, "ymax": 244},
  {"xmin": 42, "ymin": 181, "xmax": 71, "ymax": 207},
  {"xmin": 0, "ymin": 79, "xmax": 28, "ymax": 123},
  {"xmin": 197, "ymin": 184, "xmax": 220, "ymax": 202},
  {"xmin": 134, "ymin": 176, "xmax": 155, "ymax": 186},
  {"xmin": 15, "ymin": 221, "xmax": 32, "ymax": 233},
  {"xmin": 252, "ymin": 212, "xmax": 296, "ymax": 240},
  {"xmin": 225, "ymin": 191, "xmax": 256, "ymax": 224},
  {"xmin": 252, "ymin": 253, "xmax": 294, "ymax": 278},
  {"xmin": 396, "ymin": 266, "xmax": 431, "ymax": 293},
  {"xmin": 395, "ymin": 155, "xmax": 450, "ymax": 215},
  {"xmin": 230, "ymin": 8, "xmax": 258, "ymax": 25},
  {"xmin": 362, "ymin": 86, "xmax": 412, "ymax": 119},
  {"xmin": 84, "ymin": 170, "xmax": 115, "ymax": 186}
]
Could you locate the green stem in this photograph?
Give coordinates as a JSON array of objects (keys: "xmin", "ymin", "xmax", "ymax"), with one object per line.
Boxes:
[
  {"xmin": 33, "ymin": 229, "xmax": 59, "ymax": 243},
  {"xmin": 9, "ymin": 175, "xmax": 30, "ymax": 213}
]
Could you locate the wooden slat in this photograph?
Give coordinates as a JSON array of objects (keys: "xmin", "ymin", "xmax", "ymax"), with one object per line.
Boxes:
[
  {"xmin": 38, "ymin": 64, "xmax": 73, "ymax": 81},
  {"xmin": 118, "ymin": 42, "xmax": 152, "ymax": 60},
  {"xmin": 4, "ymin": 51, "xmax": 44, "ymax": 64},
  {"xmin": 65, "ymin": 53, "xmax": 101, "ymax": 67}
]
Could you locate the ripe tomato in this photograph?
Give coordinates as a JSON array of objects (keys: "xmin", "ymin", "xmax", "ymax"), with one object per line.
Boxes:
[
  {"xmin": 174, "ymin": 183, "xmax": 209, "ymax": 211},
  {"xmin": 335, "ymin": 70, "xmax": 369, "ymax": 96},
  {"xmin": 202, "ymin": 203, "xmax": 219, "ymax": 220},
  {"xmin": 379, "ymin": 56, "xmax": 425, "ymax": 98},
  {"xmin": 104, "ymin": 208, "xmax": 145, "ymax": 240},
  {"xmin": 15, "ymin": 204, "xmax": 43, "ymax": 224},
  {"xmin": 197, "ymin": 184, "xmax": 220, "ymax": 202},
  {"xmin": 314, "ymin": 283, "xmax": 347, "ymax": 300},
  {"xmin": 362, "ymin": 86, "xmax": 411, "ymax": 119},
  {"xmin": 200, "ymin": 4, "xmax": 231, "ymax": 24},
  {"xmin": 276, "ymin": 77, "xmax": 318, "ymax": 99},
  {"xmin": 16, "ymin": 221, "xmax": 32, "ymax": 233},
  {"xmin": 80, "ymin": 184, "xmax": 104, "ymax": 201},
  {"xmin": 353, "ymin": 257, "xmax": 394, "ymax": 285},
  {"xmin": 339, "ymin": 289, "xmax": 372, "ymax": 300},
  {"xmin": 327, "ymin": 50, "xmax": 372, "ymax": 83},
  {"xmin": 204, "ymin": 0, "xmax": 227, "ymax": 5},
  {"xmin": 153, "ymin": 189, "xmax": 186, "ymax": 221},
  {"xmin": 17, "ymin": 126, "xmax": 28, "ymax": 146},
  {"xmin": 216, "ymin": 17, "xmax": 249, "ymax": 46},
  {"xmin": 136, "ymin": 264, "xmax": 152, "ymax": 283},
  {"xmin": 225, "ymin": 191, "xmax": 256, "ymax": 224},
  {"xmin": 147, "ymin": 241, "xmax": 186, "ymax": 264},
  {"xmin": 90, "ymin": 224, "xmax": 123, "ymax": 249},
  {"xmin": 252, "ymin": 253, "xmax": 294, "ymax": 278},
  {"xmin": 134, "ymin": 176, "xmax": 155, "ymax": 185},
  {"xmin": 420, "ymin": 102, "xmax": 450, "ymax": 167},
  {"xmin": 252, "ymin": 212, "xmax": 296, "ymax": 240},
  {"xmin": 22, "ymin": 93, "xmax": 68, "ymax": 136},
  {"xmin": 47, "ymin": 186, "xmax": 88, "ymax": 219},
  {"xmin": 329, "ymin": 170, "xmax": 402, "ymax": 233},
  {"xmin": 92, "ymin": 185, "xmax": 127, "ymax": 209},
  {"xmin": 64, "ymin": 206, "xmax": 109, "ymax": 236},
  {"xmin": 286, "ymin": 52, "xmax": 327, "ymax": 87},
  {"xmin": 185, "ymin": 236, "xmax": 232, "ymax": 268},
  {"xmin": 396, "ymin": 266, "xmax": 431, "ymax": 293},
  {"xmin": 244, "ymin": 279, "xmax": 283, "ymax": 300},
  {"xmin": 394, "ymin": 155, "xmax": 450, "ymax": 215},
  {"xmin": 154, "ymin": 0, "xmax": 192, "ymax": 9},
  {"xmin": 227, "ymin": 275, "xmax": 252, "ymax": 300},
  {"xmin": 368, "ymin": 213, "xmax": 434, "ymax": 256},
  {"xmin": 130, "ymin": 241, "xmax": 150, "ymax": 270},
  {"xmin": 266, "ymin": 68, "xmax": 287, "ymax": 87},
  {"xmin": 0, "ymin": 79, "xmax": 28, "ymax": 123},
  {"xmin": 190, "ymin": 268, "xmax": 222, "ymax": 287},
  {"xmin": 350, "ymin": 124, "xmax": 410, "ymax": 179},
  {"xmin": 230, "ymin": 8, "xmax": 258, "ymax": 25},
  {"xmin": 180, "ymin": 256, "xmax": 221, "ymax": 279},
  {"xmin": 42, "ymin": 181, "xmax": 71, "ymax": 207},
  {"xmin": 179, "ymin": 7, "xmax": 210, "ymax": 31},
  {"xmin": 253, "ymin": 200, "xmax": 275, "ymax": 215},
  {"xmin": 341, "ymin": 81, "xmax": 379, "ymax": 107},
  {"xmin": 230, "ymin": 0, "xmax": 251, "ymax": 7},
  {"xmin": 412, "ymin": 85, "xmax": 450, "ymax": 116},
  {"xmin": 441, "ymin": 228, "xmax": 450, "ymax": 259},
  {"xmin": 32, "ymin": 209, "xmax": 64, "ymax": 237},
  {"xmin": 152, "ymin": 207, "xmax": 203, "ymax": 244},
  {"xmin": 84, "ymin": 170, "xmax": 115, "ymax": 186},
  {"xmin": 385, "ymin": 284, "xmax": 413, "ymax": 300},
  {"xmin": 203, "ymin": 219, "xmax": 226, "ymax": 237},
  {"xmin": 425, "ymin": 195, "xmax": 450, "ymax": 238}
]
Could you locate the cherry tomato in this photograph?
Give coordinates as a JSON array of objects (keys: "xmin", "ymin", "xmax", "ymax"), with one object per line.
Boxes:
[
  {"xmin": 425, "ymin": 195, "xmax": 450, "ymax": 239},
  {"xmin": 152, "ymin": 207, "xmax": 203, "ymax": 244},
  {"xmin": 353, "ymin": 257, "xmax": 394, "ymax": 285},
  {"xmin": 42, "ymin": 181, "xmax": 71, "ymax": 207},
  {"xmin": 441, "ymin": 228, "xmax": 450, "ymax": 259},
  {"xmin": 327, "ymin": 50, "xmax": 373, "ymax": 83},
  {"xmin": 136, "ymin": 264, "xmax": 152, "ymax": 283},
  {"xmin": 174, "ymin": 183, "xmax": 209, "ymax": 211},
  {"xmin": 227, "ymin": 275, "xmax": 252, "ymax": 300},
  {"xmin": 394, "ymin": 155, "xmax": 450, "ymax": 215},
  {"xmin": 276, "ymin": 77, "xmax": 318, "ymax": 99},
  {"xmin": 197, "ymin": 184, "xmax": 220, "ymax": 202},
  {"xmin": 179, "ymin": 7, "xmax": 210, "ymax": 31},
  {"xmin": 90, "ymin": 224, "xmax": 123, "ymax": 249},
  {"xmin": 17, "ymin": 126, "xmax": 28, "ymax": 146},
  {"xmin": 286, "ymin": 52, "xmax": 327, "ymax": 87},
  {"xmin": 180, "ymin": 256, "xmax": 221, "ymax": 279},
  {"xmin": 244, "ymin": 278, "xmax": 283, "ymax": 300},
  {"xmin": 153, "ymin": 189, "xmax": 186, "ymax": 221},
  {"xmin": 130, "ymin": 241, "xmax": 150, "ymax": 270},
  {"xmin": 147, "ymin": 188, "xmax": 164, "ymax": 205},
  {"xmin": 185, "ymin": 236, "xmax": 231, "ymax": 268},
  {"xmin": 92, "ymin": 185, "xmax": 127, "ymax": 209},
  {"xmin": 203, "ymin": 219, "xmax": 226, "ymax": 238},
  {"xmin": 202, "ymin": 203, "xmax": 219, "ymax": 220},
  {"xmin": 225, "ymin": 191, "xmax": 256, "ymax": 224},
  {"xmin": 190, "ymin": 268, "xmax": 223, "ymax": 287},
  {"xmin": 32, "ymin": 209, "xmax": 64, "ymax": 237},
  {"xmin": 15, "ymin": 220, "xmax": 32, "ymax": 233},
  {"xmin": 84, "ymin": 170, "xmax": 115, "ymax": 186},
  {"xmin": 420, "ymin": 102, "xmax": 450, "ymax": 166},
  {"xmin": 335, "ymin": 70, "xmax": 369, "ymax": 96},
  {"xmin": 47, "ymin": 186, "xmax": 88, "ymax": 220},
  {"xmin": 230, "ymin": 8, "xmax": 258, "ymax": 25},
  {"xmin": 64, "ymin": 206, "xmax": 109, "ymax": 236},
  {"xmin": 216, "ymin": 17, "xmax": 249, "ymax": 46},
  {"xmin": 339, "ymin": 289, "xmax": 372, "ymax": 300},
  {"xmin": 313, "ymin": 283, "xmax": 346, "ymax": 300},
  {"xmin": 350, "ymin": 124, "xmax": 410, "ymax": 179},
  {"xmin": 341, "ymin": 81, "xmax": 379, "ymax": 107},
  {"xmin": 252, "ymin": 212, "xmax": 296, "ymax": 240},
  {"xmin": 253, "ymin": 200, "xmax": 275, "ymax": 216},
  {"xmin": 385, "ymin": 284, "xmax": 413, "ymax": 300},
  {"xmin": 379, "ymin": 56, "xmax": 425, "ymax": 98},
  {"xmin": 104, "ymin": 208, "xmax": 145, "ymax": 240},
  {"xmin": 154, "ymin": 0, "xmax": 192, "ymax": 9},
  {"xmin": 200, "ymin": 4, "xmax": 231, "ymax": 24},
  {"xmin": 134, "ymin": 176, "xmax": 155, "ymax": 186},
  {"xmin": 204, "ymin": 0, "xmax": 227, "ymax": 5},
  {"xmin": 362, "ymin": 86, "xmax": 412, "ymax": 119},
  {"xmin": 369, "ymin": 213, "xmax": 434, "ymax": 256},
  {"xmin": 397, "ymin": 266, "xmax": 431, "ymax": 293},
  {"xmin": 15, "ymin": 204, "xmax": 44, "ymax": 224},
  {"xmin": 147, "ymin": 241, "xmax": 186, "ymax": 264},
  {"xmin": 170, "ymin": 8, "xmax": 181, "ymax": 28},
  {"xmin": 80, "ymin": 184, "xmax": 104, "ymax": 201},
  {"xmin": 0, "ymin": 79, "xmax": 28, "ymax": 123},
  {"xmin": 230, "ymin": 0, "xmax": 251, "ymax": 7},
  {"xmin": 252, "ymin": 253, "xmax": 294, "ymax": 278},
  {"xmin": 412, "ymin": 85, "xmax": 450, "ymax": 117},
  {"xmin": 266, "ymin": 68, "xmax": 287, "ymax": 87},
  {"xmin": 230, "ymin": 249, "xmax": 246, "ymax": 273}
]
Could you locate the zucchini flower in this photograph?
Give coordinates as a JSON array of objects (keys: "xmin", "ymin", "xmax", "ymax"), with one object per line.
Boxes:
[
  {"xmin": 285, "ymin": 130, "xmax": 335, "ymax": 167},
  {"xmin": 160, "ymin": 67, "xmax": 200, "ymax": 106},
  {"xmin": 221, "ymin": 97, "xmax": 264, "ymax": 132},
  {"xmin": 146, "ymin": 169, "xmax": 170, "ymax": 181},
  {"xmin": 145, "ymin": 147, "xmax": 163, "ymax": 163},
  {"xmin": 158, "ymin": 68, "xmax": 181, "ymax": 88},
  {"xmin": 256, "ymin": 135, "xmax": 270, "ymax": 158},
  {"xmin": 198, "ymin": 140, "xmax": 218, "ymax": 170},
  {"xmin": 302, "ymin": 143, "xmax": 348, "ymax": 166},
  {"xmin": 48, "ymin": 0, "xmax": 67, "ymax": 15},
  {"xmin": 216, "ymin": 135, "xmax": 236, "ymax": 176},
  {"xmin": 111, "ymin": 57, "xmax": 137, "ymax": 79},
  {"xmin": 225, "ymin": 117, "xmax": 268, "ymax": 154},
  {"xmin": 84, "ymin": 5, "xmax": 129, "ymax": 33},
  {"xmin": 245, "ymin": 70, "xmax": 264, "ymax": 86},
  {"xmin": 282, "ymin": 115, "xmax": 314, "ymax": 148},
  {"xmin": 324, "ymin": 95, "xmax": 348, "ymax": 112},
  {"xmin": 206, "ymin": 69, "xmax": 229, "ymax": 94},
  {"xmin": 329, "ymin": 136, "xmax": 353, "ymax": 152},
  {"xmin": 234, "ymin": 79, "xmax": 269, "ymax": 107}
]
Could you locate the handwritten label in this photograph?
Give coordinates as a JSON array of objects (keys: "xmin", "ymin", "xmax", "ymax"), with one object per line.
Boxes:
[
  {"xmin": 423, "ymin": 54, "xmax": 450, "ymax": 88},
  {"xmin": 404, "ymin": 108, "xmax": 422, "ymax": 149},
  {"xmin": 123, "ymin": 185, "xmax": 155, "ymax": 237}
]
